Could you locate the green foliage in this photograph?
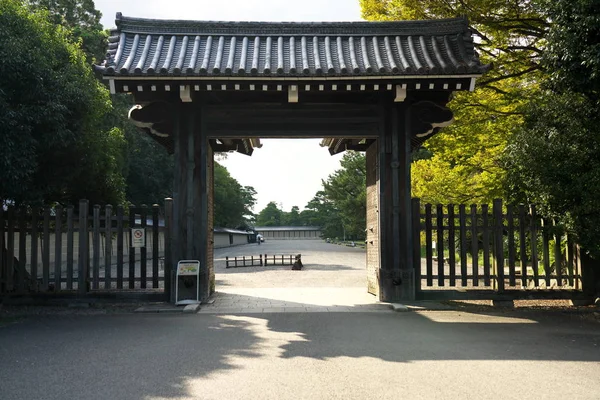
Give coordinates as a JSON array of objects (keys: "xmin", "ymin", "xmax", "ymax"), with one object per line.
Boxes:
[
  {"xmin": 301, "ymin": 191, "xmax": 343, "ymax": 239},
  {"xmin": 542, "ymin": 0, "xmax": 600, "ymax": 101},
  {"xmin": 27, "ymin": 0, "xmax": 106, "ymax": 63},
  {"xmin": 504, "ymin": 0, "xmax": 600, "ymax": 261},
  {"xmin": 360, "ymin": 0, "xmax": 548, "ymax": 204},
  {"xmin": 322, "ymin": 151, "xmax": 366, "ymax": 239},
  {"xmin": 256, "ymin": 201, "xmax": 283, "ymax": 227},
  {"xmin": 0, "ymin": 0, "xmax": 124, "ymax": 206},
  {"xmin": 213, "ymin": 163, "xmax": 256, "ymax": 228}
]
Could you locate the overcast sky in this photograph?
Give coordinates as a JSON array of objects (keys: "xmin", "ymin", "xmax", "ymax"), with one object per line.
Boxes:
[{"xmin": 94, "ymin": 0, "xmax": 363, "ymax": 213}]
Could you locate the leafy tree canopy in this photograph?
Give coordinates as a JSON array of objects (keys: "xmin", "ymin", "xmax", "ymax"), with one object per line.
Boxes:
[
  {"xmin": 361, "ymin": 0, "xmax": 548, "ymax": 204},
  {"xmin": 213, "ymin": 163, "xmax": 256, "ymax": 228},
  {"xmin": 0, "ymin": 0, "xmax": 125, "ymax": 206}
]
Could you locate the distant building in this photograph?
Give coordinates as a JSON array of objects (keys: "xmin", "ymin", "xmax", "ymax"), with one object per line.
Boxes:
[
  {"xmin": 253, "ymin": 226, "xmax": 322, "ymax": 240},
  {"xmin": 213, "ymin": 227, "xmax": 252, "ymax": 248}
]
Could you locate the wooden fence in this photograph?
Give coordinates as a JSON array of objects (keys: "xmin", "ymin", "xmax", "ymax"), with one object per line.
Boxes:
[
  {"xmin": 225, "ymin": 254, "xmax": 299, "ymax": 268},
  {"xmin": 0, "ymin": 200, "xmax": 172, "ymax": 297},
  {"xmin": 412, "ymin": 199, "xmax": 582, "ymax": 297}
]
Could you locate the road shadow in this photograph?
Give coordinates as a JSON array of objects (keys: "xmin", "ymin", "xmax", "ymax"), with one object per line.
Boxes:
[{"xmin": 1, "ymin": 295, "xmax": 599, "ymax": 400}]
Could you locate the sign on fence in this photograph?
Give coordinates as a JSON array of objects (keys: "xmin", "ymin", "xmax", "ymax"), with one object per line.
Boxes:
[{"xmin": 131, "ymin": 228, "xmax": 146, "ymax": 248}]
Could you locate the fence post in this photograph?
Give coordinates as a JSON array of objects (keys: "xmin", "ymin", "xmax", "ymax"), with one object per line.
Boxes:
[
  {"xmin": 78, "ymin": 200, "xmax": 89, "ymax": 294},
  {"xmin": 17, "ymin": 206, "xmax": 27, "ymax": 293},
  {"xmin": 92, "ymin": 205, "xmax": 101, "ymax": 290},
  {"xmin": 104, "ymin": 205, "xmax": 113, "ymax": 290},
  {"xmin": 411, "ymin": 199, "xmax": 421, "ymax": 292},
  {"xmin": 493, "ymin": 199, "xmax": 505, "ymax": 293},
  {"xmin": 66, "ymin": 206, "xmax": 74, "ymax": 290},
  {"xmin": 53, "ymin": 205, "xmax": 63, "ymax": 292},
  {"xmin": 164, "ymin": 198, "xmax": 173, "ymax": 302},
  {"xmin": 152, "ymin": 204, "xmax": 160, "ymax": 289}
]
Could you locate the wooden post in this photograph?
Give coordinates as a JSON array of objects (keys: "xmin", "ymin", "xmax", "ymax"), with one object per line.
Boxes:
[
  {"xmin": 66, "ymin": 206, "xmax": 74, "ymax": 290},
  {"xmin": 507, "ymin": 204, "xmax": 516, "ymax": 287},
  {"xmin": 172, "ymin": 102, "xmax": 210, "ymax": 300},
  {"xmin": 459, "ymin": 204, "xmax": 468, "ymax": 287},
  {"xmin": 104, "ymin": 205, "xmax": 113, "ymax": 289},
  {"xmin": 0, "ymin": 206, "xmax": 4, "ymax": 293},
  {"xmin": 17, "ymin": 207, "xmax": 27, "ymax": 292},
  {"xmin": 436, "ymin": 204, "xmax": 444, "ymax": 287},
  {"xmin": 470, "ymin": 205, "xmax": 479, "ymax": 287},
  {"xmin": 519, "ymin": 205, "xmax": 528, "ymax": 288},
  {"xmin": 164, "ymin": 198, "xmax": 173, "ymax": 302},
  {"xmin": 448, "ymin": 204, "xmax": 456, "ymax": 287},
  {"xmin": 530, "ymin": 204, "xmax": 539, "ymax": 287},
  {"xmin": 411, "ymin": 198, "xmax": 421, "ymax": 292},
  {"xmin": 54, "ymin": 205, "xmax": 63, "ymax": 292},
  {"xmin": 128, "ymin": 205, "xmax": 136, "ymax": 289},
  {"xmin": 78, "ymin": 200, "xmax": 89, "ymax": 294},
  {"xmin": 493, "ymin": 199, "xmax": 504, "ymax": 293},
  {"xmin": 116, "ymin": 205, "xmax": 124, "ymax": 289},
  {"xmin": 42, "ymin": 207, "xmax": 50, "ymax": 291},
  {"xmin": 152, "ymin": 204, "xmax": 160, "ymax": 289},
  {"xmin": 542, "ymin": 217, "xmax": 552, "ymax": 287},
  {"xmin": 482, "ymin": 204, "xmax": 491, "ymax": 287},
  {"xmin": 140, "ymin": 205, "xmax": 148, "ymax": 289},
  {"xmin": 92, "ymin": 205, "xmax": 100, "ymax": 290},
  {"xmin": 31, "ymin": 207, "xmax": 39, "ymax": 289},
  {"xmin": 425, "ymin": 204, "xmax": 433, "ymax": 286},
  {"xmin": 554, "ymin": 224, "xmax": 563, "ymax": 287}
]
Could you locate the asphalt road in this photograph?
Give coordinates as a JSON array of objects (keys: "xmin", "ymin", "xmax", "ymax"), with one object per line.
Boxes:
[{"xmin": 1, "ymin": 310, "xmax": 599, "ymax": 400}]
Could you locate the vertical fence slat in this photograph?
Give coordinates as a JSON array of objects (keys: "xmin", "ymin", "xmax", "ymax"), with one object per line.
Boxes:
[
  {"xmin": 66, "ymin": 206, "xmax": 74, "ymax": 290},
  {"xmin": 493, "ymin": 199, "xmax": 504, "ymax": 292},
  {"xmin": 0, "ymin": 207, "xmax": 6, "ymax": 293},
  {"xmin": 459, "ymin": 205, "xmax": 468, "ymax": 287},
  {"xmin": 482, "ymin": 204, "xmax": 491, "ymax": 286},
  {"xmin": 470, "ymin": 205, "xmax": 479, "ymax": 287},
  {"xmin": 152, "ymin": 205, "xmax": 159, "ymax": 289},
  {"xmin": 567, "ymin": 234, "xmax": 574, "ymax": 287},
  {"xmin": 104, "ymin": 205, "xmax": 113, "ymax": 289},
  {"xmin": 530, "ymin": 204, "xmax": 539, "ymax": 287},
  {"xmin": 542, "ymin": 218, "xmax": 551, "ymax": 287},
  {"xmin": 411, "ymin": 198, "xmax": 421, "ymax": 291},
  {"xmin": 507, "ymin": 205, "xmax": 516, "ymax": 287},
  {"xmin": 92, "ymin": 205, "xmax": 101, "ymax": 290},
  {"xmin": 30, "ymin": 208, "xmax": 39, "ymax": 289},
  {"xmin": 140, "ymin": 205, "xmax": 148, "ymax": 289},
  {"xmin": 117, "ymin": 206, "xmax": 124, "ymax": 289},
  {"xmin": 436, "ymin": 204, "xmax": 444, "ymax": 286},
  {"xmin": 17, "ymin": 207, "xmax": 27, "ymax": 292},
  {"xmin": 42, "ymin": 207, "xmax": 50, "ymax": 291},
  {"xmin": 6, "ymin": 207, "xmax": 15, "ymax": 292},
  {"xmin": 78, "ymin": 200, "xmax": 89, "ymax": 294},
  {"xmin": 129, "ymin": 206, "xmax": 136, "ymax": 289},
  {"xmin": 554, "ymin": 223, "xmax": 562, "ymax": 287},
  {"xmin": 519, "ymin": 205, "xmax": 528, "ymax": 288},
  {"xmin": 164, "ymin": 198, "xmax": 173, "ymax": 301},
  {"xmin": 425, "ymin": 204, "xmax": 433, "ymax": 287},
  {"xmin": 54, "ymin": 205, "xmax": 63, "ymax": 292},
  {"xmin": 448, "ymin": 204, "xmax": 456, "ymax": 287}
]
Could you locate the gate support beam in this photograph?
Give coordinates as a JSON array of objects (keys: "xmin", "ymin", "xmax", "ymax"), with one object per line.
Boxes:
[
  {"xmin": 379, "ymin": 102, "xmax": 415, "ymax": 302},
  {"xmin": 172, "ymin": 102, "xmax": 211, "ymax": 301}
]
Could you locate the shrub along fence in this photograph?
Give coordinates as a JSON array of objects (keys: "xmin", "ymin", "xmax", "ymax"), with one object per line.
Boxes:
[
  {"xmin": 0, "ymin": 200, "xmax": 173, "ymax": 299},
  {"xmin": 412, "ymin": 198, "xmax": 584, "ymax": 299}
]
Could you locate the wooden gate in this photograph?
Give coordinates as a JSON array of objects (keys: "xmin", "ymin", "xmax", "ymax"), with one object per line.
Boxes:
[{"xmin": 412, "ymin": 198, "xmax": 583, "ymax": 300}]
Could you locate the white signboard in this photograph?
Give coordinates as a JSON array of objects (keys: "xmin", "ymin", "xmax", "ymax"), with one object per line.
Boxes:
[
  {"xmin": 177, "ymin": 261, "xmax": 200, "ymax": 276},
  {"xmin": 131, "ymin": 228, "xmax": 145, "ymax": 248}
]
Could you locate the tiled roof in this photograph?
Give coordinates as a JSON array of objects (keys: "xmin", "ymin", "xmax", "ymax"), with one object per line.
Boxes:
[{"xmin": 98, "ymin": 13, "xmax": 489, "ymax": 78}]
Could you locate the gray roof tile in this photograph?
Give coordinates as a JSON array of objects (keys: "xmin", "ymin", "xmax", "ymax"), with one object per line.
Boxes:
[{"xmin": 98, "ymin": 13, "xmax": 489, "ymax": 78}]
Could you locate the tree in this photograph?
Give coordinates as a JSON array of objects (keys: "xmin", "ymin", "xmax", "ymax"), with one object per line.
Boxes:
[
  {"xmin": 0, "ymin": 0, "xmax": 125, "ymax": 206},
  {"xmin": 28, "ymin": 0, "xmax": 106, "ymax": 63},
  {"xmin": 213, "ymin": 163, "xmax": 256, "ymax": 228},
  {"xmin": 301, "ymin": 191, "xmax": 343, "ymax": 239},
  {"xmin": 503, "ymin": 0, "xmax": 600, "ymax": 294},
  {"xmin": 256, "ymin": 202, "xmax": 283, "ymax": 227},
  {"xmin": 282, "ymin": 206, "xmax": 302, "ymax": 226},
  {"xmin": 322, "ymin": 151, "xmax": 366, "ymax": 240},
  {"xmin": 360, "ymin": 0, "xmax": 549, "ymax": 204}
]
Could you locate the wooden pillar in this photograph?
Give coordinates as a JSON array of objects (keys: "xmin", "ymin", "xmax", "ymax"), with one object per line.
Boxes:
[
  {"xmin": 379, "ymin": 101, "xmax": 415, "ymax": 302},
  {"xmin": 172, "ymin": 102, "xmax": 211, "ymax": 301}
]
